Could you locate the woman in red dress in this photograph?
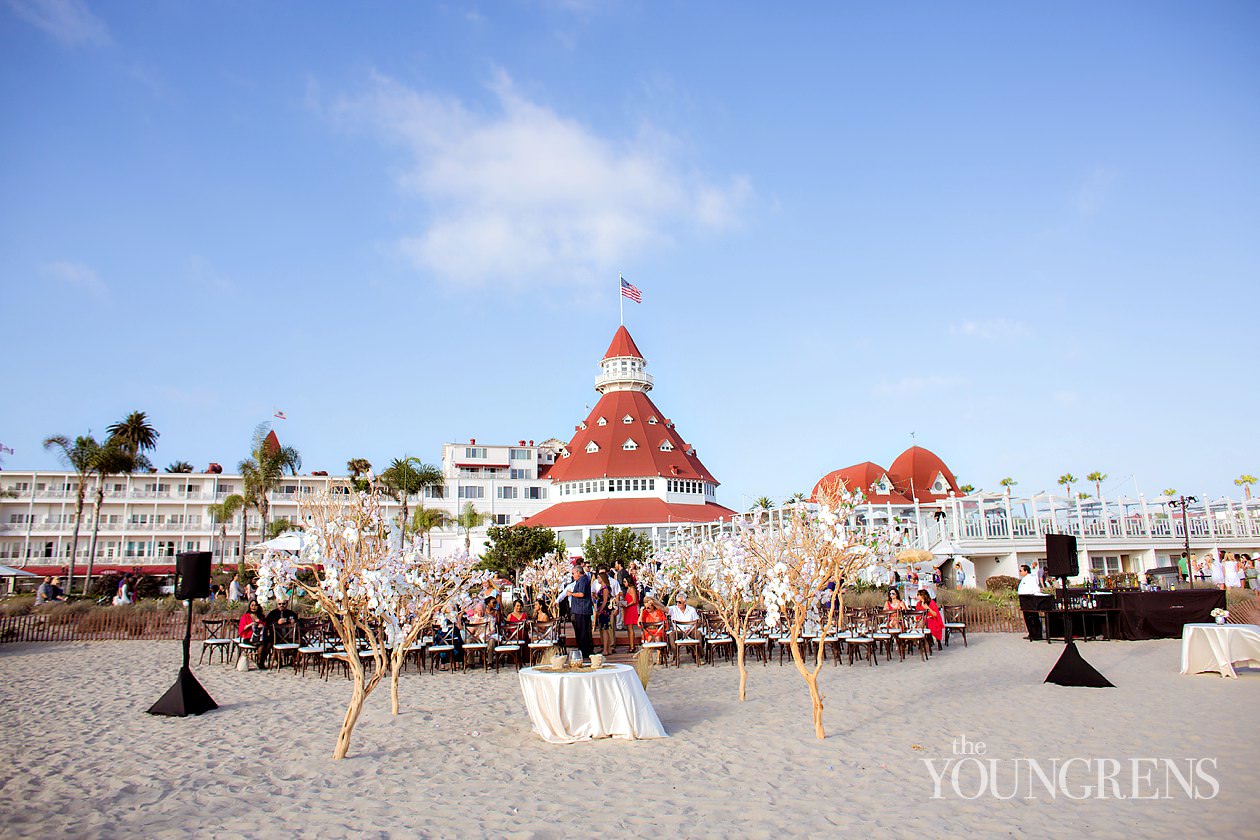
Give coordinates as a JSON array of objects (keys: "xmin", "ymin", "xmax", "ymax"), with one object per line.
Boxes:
[
  {"xmin": 622, "ymin": 583, "xmax": 640, "ymax": 651},
  {"xmin": 916, "ymin": 589, "xmax": 944, "ymax": 650},
  {"xmin": 238, "ymin": 600, "xmax": 265, "ymax": 641}
]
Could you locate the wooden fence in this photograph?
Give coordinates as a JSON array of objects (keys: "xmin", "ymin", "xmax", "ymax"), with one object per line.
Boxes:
[{"xmin": 0, "ymin": 603, "xmax": 1027, "ymax": 644}]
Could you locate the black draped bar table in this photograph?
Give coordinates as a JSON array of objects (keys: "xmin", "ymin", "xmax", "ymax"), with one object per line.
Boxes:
[{"xmin": 1020, "ymin": 589, "xmax": 1225, "ymax": 642}]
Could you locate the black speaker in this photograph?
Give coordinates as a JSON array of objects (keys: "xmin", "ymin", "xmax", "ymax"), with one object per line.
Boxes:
[
  {"xmin": 174, "ymin": 551, "xmax": 212, "ymax": 599},
  {"xmin": 1045, "ymin": 534, "xmax": 1079, "ymax": 578}
]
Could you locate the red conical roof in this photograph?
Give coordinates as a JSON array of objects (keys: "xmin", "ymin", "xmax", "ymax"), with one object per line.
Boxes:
[
  {"xmin": 520, "ymin": 498, "xmax": 734, "ymax": 528},
  {"xmin": 888, "ymin": 446, "xmax": 958, "ymax": 501},
  {"xmin": 602, "ymin": 326, "xmax": 644, "ymax": 360},
  {"xmin": 546, "ymin": 390, "xmax": 717, "ymax": 484},
  {"xmin": 812, "ymin": 462, "xmax": 911, "ymax": 504}
]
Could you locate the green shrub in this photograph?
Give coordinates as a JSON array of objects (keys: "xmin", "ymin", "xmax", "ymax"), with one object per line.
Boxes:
[{"xmin": 986, "ymin": 575, "xmax": 1018, "ymax": 593}]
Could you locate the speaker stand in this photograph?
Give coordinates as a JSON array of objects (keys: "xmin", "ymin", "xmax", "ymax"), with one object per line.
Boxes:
[
  {"xmin": 1044, "ymin": 576, "xmax": 1113, "ymax": 688},
  {"xmin": 148, "ymin": 598, "xmax": 218, "ymax": 716}
]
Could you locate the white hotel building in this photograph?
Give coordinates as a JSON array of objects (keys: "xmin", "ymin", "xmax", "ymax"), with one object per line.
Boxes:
[{"xmin": 4, "ymin": 324, "xmax": 1258, "ymax": 586}]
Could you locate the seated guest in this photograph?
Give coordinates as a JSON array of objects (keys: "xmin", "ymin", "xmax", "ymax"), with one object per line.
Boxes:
[
  {"xmin": 534, "ymin": 597, "xmax": 553, "ymax": 623},
  {"xmin": 507, "ymin": 599, "xmax": 529, "ymax": 625},
  {"xmin": 35, "ymin": 576, "xmax": 67, "ymax": 605},
  {"xmin": 883, "ymin": 590, "xmax": 907, "ymax": 631},
  {"xmin": 640, "ymin": 597, "xmax": 668, "ymax": 643},
  {"xmin": 916, "ymin": 589, "xmax": 944, "ymax": 650},
  {"xmin": 258, "ymin": 598, "xmax": 298, "ymax": 670},
  {"xmin": 465, "ymin": 598, "xmax": 489, "ymax": 623},
  {"xmin": 238, "ymin": 600, "xmax": 266, "ymax": 643},
  {"xmin": 433, "ymin": 604, "xmax": 464, "ymax": 667},
  {"xmin": 667, "ymin": 593, "xmax": 699, "ymax": 625}
]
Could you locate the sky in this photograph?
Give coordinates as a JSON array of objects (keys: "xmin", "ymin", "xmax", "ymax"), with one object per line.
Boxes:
[{"xmin": 2, "ymin": 0, "xmax": 1258, "ymax": 506}]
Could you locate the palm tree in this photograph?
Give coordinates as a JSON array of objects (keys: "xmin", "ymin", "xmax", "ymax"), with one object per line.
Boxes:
[
  {"xmin": 957, "ymin": 484, "xmax": 976, "ymax": 495},
  {"xmin": 84, "ymin": 441, "xmax": 140, "ymax": 595},
  {"xmin": 206, "ymin": 494, "xmax": 245, "ymax": 569},
  {"xmin": 346, "ymin": 457, "xmax": 373, "ymax": 492},
  {"xmin": 408, "ymin": 504, "xmax": 450, "ymax": 557},
  {"xmin": 165, "ymin": 460, "xmax": 194, "ymax": 473},
  {"xmin": 1057, "ymin": 473, "xmax": 1077, "ymax": 500},
  {"xmin": 378, "ymin": 457, "xmax": 444, "ymax": 532},
  {"xmin": 999, "ymin": 477, "xmax": 1017, "ymax": 493},
  {"xmin": 452, "ymin": 502, "xmax": 488, "ymax": 552},
  {"xmin": 782, "ymin": 492, "xmax": 806, "ymax": 505},
  {"xmin": 1235, "ymin": 474, "xmax": 1256, "ymax": 501},
  {"xmin": 42, "ymin": 434, "xmax": 101, "ymax": 593},
  {"xmin": 1162, "ymin": 487, "xmax": 1177, "ymax": 498},
  {"xmin": 266, "ymin": 518, "xmax": 294, "ymax": 539},
  {"xmin": 1086, "ymin": 471, "xmax": 1107, "ymax": 499},
  {"xmin": 238, "ymin": 423, "xmax": 301, "ymax": 542},
  {"xmin": 106, "ymin": 410, "xmax": 159, "ymax": 470}
]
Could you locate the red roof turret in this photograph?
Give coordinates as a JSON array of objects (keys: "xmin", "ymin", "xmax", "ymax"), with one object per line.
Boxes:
[{"xmin": 602, "ymin": 326, "xmax": 644, "ymax": 360}]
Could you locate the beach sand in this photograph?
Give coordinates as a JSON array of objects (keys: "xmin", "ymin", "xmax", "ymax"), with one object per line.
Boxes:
[{"xmin": 0, "ymin": 634, "xmax": 1253, "ymax": 839}]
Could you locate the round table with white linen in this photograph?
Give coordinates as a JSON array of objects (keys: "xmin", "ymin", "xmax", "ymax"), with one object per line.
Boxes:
[
  {"xmin": 1180, "ymin": 623, "xmax": 1260, "ymax": 679},
  {"xmin": 518, "ymin": 664, "xmax": 669, "ymax": 744}
]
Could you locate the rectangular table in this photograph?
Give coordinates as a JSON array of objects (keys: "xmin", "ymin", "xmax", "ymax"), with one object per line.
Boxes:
[
  {"xmin": 1180, "ymin": 623, "xmax": 1260, "ymax": 678},
  {"xmin": 1021, "ymin": 589, "xmax": 1225, "ymax": 641}
]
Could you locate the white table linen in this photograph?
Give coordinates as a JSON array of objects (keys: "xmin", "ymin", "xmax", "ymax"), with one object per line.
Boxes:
[
  {"xmin": 1180, "ymin": 623, "xmax": 1260, "ymax": 679},
  {"xmin": 518, "ymin": 663, "xmax": 668, "ymax": 744}
]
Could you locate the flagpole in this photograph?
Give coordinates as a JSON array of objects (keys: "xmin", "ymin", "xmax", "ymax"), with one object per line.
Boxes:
[{"xmin": 619, "ymin": 274, "xmax": 624, "ymax": 326}]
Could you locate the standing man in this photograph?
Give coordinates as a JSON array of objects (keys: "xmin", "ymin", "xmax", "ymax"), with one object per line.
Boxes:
[
  {"xmin": 567, "ymin": 562, "xmax": 594, "ymax": 658},
  {"xmin": 1017, "ymin": 563, "xmax": 1045, "ymax": 641},
  {"xmin": 954, "ymin": 563, "xmax": 967, "ymax": 589}
]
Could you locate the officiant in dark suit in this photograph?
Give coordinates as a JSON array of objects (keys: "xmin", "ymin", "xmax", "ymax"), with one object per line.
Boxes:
[{"xmin": 567, "ymin": 561, "xmax": 594, "ymax": 658}]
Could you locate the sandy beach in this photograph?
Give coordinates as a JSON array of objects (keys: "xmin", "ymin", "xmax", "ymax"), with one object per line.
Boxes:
[{"xmin": 0, "ymin": 634, "xmax": 1253, "ymax": 839}]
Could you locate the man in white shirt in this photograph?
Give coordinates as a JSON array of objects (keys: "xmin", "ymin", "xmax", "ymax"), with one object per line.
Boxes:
[
  {"xmin": 667, "ymin": 593, "xmax": 699, "ymax": 624},
  {"xmin": 1017, "ymin": 563, "xmax": 1045, "ymax": 641}
]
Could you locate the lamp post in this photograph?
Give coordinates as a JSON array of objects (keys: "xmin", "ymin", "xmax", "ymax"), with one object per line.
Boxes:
[{"xmin": 1168, "ymin": 495, "xmax": 1197, "ymax": 588}]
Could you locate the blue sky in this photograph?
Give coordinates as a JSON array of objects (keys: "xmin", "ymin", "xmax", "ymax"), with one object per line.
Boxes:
[{"xmin": 2, "ymin": 0, "xmax": 1258, "ymax": 504}]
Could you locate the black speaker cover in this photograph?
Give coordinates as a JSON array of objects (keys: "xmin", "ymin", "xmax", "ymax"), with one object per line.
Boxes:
[
  {"xmin": 1045, "ymin": 534, "xmax": 1079, "ymax": 578},
  {"xmin": 1045, "ymin": 641, "xmax": 1114, "ymax": 688},
  {"xmin": 175, "ymin": 551, "xmax": 212, "ymax": 599}
]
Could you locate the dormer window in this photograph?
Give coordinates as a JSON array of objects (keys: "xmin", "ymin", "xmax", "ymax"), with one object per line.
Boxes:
[
  {"xmin": 686, "ymin": 446, "xmax": 696, "ymax": 456},
  {"xmin": 659, "ymin": 441, "xmax": 674, "ymax": 452},
  {"xmin": 932, "ymin": 473, "xmax": 948, "ymax": 494},
  {"xmin": 647, "ymin": 416, "xmax": 658, "ymax": 425},
  {"xmin": 585, "ymin": 441, "xmax": 600, "ymax": 453},
  {"xmin": 873, "ymin": 476, "xmax": 892, "ymax": 495},
  {"xmin": 622, "ymin": 438, "xmax": 638, "ymax": 451},
  {"xmin": 622, "ymin": 414, "xmax": 633, "ymax": 424},
  {"xmin": 597, "ymin": 417, "xmax": 607, "ymax": 426},
  {"xmin": 579, "ymin": 421, "xmax": 587, "ymax": 430}
]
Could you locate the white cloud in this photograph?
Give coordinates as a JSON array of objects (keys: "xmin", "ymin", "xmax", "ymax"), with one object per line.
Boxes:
[
  {"xmin": 42, "ymin": 260, "xmax": 107, "ymax": 300},
  {"xmin": 6, "ymin": 0, "xmax": 110, "ymax": 47},
  {"xmin": 875, "ymin": 375, "xmax": 964, "ymax": 397},
  {"xmin": 948, "ymin": 319, "xmax": 1030, "ymax": 340},
  {"xmin": 329, "ymin": 71, "xmax": 751, "ymax": 289}
]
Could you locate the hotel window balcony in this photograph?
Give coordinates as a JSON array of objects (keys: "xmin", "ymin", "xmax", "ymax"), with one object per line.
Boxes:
[{"xmin": 595, "ymin": 369, "xmax": 653, "ymax": 389}]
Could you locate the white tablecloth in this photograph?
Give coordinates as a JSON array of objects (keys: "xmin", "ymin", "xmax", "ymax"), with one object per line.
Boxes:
[
  {"xmin": 1181, "ymin": 623, "xmax": 1260, "ymax": 679},
  {"xmin": 518, "ymin": 664, "xmax": 668, "ymax": 744}
]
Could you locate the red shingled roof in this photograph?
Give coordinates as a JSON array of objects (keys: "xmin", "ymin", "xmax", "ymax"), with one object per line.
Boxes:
[
  {"xmin": 811, "ymin": 462, "xmax": 912, "ymax": 504},
  {"xmin": 602, "ymin": 325, "xmax": 644, "ymax": 360},
  {"xmin": 545, "ymin": 390, "xmax": 717, "ymax": 484},
  {"xmin": 519, "ymin": 498, "xmax": 734, "ymax": 528},
  {"xmin": 888, "ymin": 446, "xmax": 958, "ymax": 501}
]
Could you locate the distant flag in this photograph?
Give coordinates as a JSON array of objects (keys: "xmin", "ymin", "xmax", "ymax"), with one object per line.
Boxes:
[
  {"xmin": 620, "ymin": 275, "xmax": 642, "ymax": 304},
  {"xmin": 0, "ymin": 444, "xmax": 13, "ymax": 455},
  {"xmin": 274, "ymin": 410, "xmax": 287, "ymax": 420}
]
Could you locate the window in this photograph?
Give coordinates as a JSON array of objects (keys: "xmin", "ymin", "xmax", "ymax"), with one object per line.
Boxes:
[
  {"xmin": 510, "ymin": 448, "xmax": 530, "ymax": 461},
  {"xmin": 510, "ymin": 468, "xmax": 531, "ymax": 480},
  {"xmin": 597, "ymin": 417, "xmax": 607, "ymax": 426},
  {"xmin": 497, "ymin": 486, "xmax": 518, "ymax": 500},
  {"xmin": 494, "ymin": 514, "xmax": 511, "ymax": 525},
  {"xmin": 525, "ymin": 487, "xmax": 546, "ymax": 500},
  {"xmin": 622, "ymin": 438, "xmax": 638, "ymax": 451},
  {"xmin": 464, "ymin": 447, "xmax": 487, "ymax": 459},
  {"xmin": 424, "ymin": 486, "xmax": 446, "ymax": 499},
  {"xmin": 458, "ymin": 486, "xmax": 485, "ymax": 499},
  {"xmin": 623, "ymin": 415, "xmax": 633, "ymax": 424},
  {"xmin": 585, "ymin": 441, "xmax": 600, "ymax": 453},
  {"xmin": 659, "ymin": 441, "xmax": 674, "ymax": 452},
  {"xmin": 1090, "ymin": 555, "xmax": 1123, "ymax": 575},
  {"xmin": 647, "ymin": 417, "xmax": 658, "ymax": 425}
]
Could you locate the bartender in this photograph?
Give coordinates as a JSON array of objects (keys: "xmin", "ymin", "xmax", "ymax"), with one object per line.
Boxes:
[{"xmin": 1017, "ymin": 563, "xmax": 1045, "ymax": 641}]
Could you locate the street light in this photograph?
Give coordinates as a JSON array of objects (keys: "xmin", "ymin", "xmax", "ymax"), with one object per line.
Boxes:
[{"xmin": 1167, "ymin": 495, "xmax": 1198, "ymax": 588}]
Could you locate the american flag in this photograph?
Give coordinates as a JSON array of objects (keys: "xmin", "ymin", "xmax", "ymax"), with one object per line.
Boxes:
[
  {"xmin": 274, "ymin": 410, "xmax": 287, "ymax": 420},
  {"xmin": 620, "ymin": 275, "xmax": 642, "ymax": 303}
]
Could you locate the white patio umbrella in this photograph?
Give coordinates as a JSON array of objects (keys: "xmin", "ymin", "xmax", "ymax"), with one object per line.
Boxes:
[
  {"xmin": 248, "ymin": 532, "xmax": 304, "ymax": 554},
  {"xmin": 0, "ymin": 565, "xmax": 39, "ymax": 577}
]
